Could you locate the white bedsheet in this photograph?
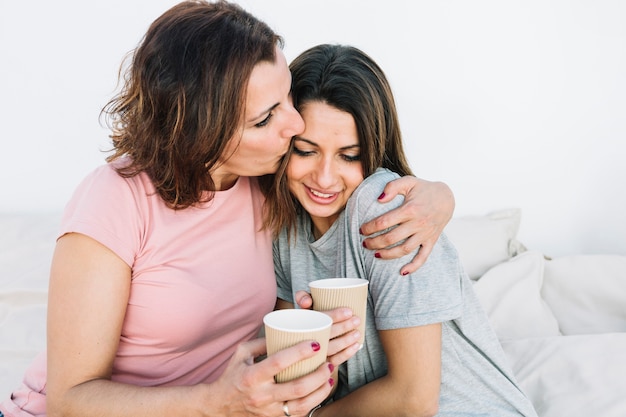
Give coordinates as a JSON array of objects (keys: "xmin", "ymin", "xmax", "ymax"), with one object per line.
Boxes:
[
  {"xmin": 502, "ymin": 334, "xmax": 626, "ymax": 417},
  {"xmin": 471, "ymin": 249, "xmax": 626, "ymax": 417}
]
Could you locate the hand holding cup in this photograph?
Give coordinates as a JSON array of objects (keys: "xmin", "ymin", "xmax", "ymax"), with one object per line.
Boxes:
[
  {"xmin": 263, "ymin": 309, "xmax": 332, "ymax": 383},
  {"xmin": 309, "ymin": 278, "xmax": 369, "ymax": 347}
]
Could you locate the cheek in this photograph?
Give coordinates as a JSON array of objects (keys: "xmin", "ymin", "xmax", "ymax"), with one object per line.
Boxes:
[
  {"xmin": 286, "ymin": 157, "xmax": 308, "ymax": 179},
  {"xmin": 254, "ymin": 132, "xmax": 277, "ymax": 152},
  {"xmin": 239, "ymin": 131, "xmax": 278, "ymax": 159},
  {"xmin": 286, "ymin": 170, "xmax": 301, "ymax": 196},
  {"xmin": 286, "ymin": 163, "xmax": 298, "ymax": 187},
  {"xmin": 346, "ymin": 169, "xmax": 365, "ymax": 192}
]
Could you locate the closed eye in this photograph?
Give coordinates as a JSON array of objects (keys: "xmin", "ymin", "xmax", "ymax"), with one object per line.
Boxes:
[
  {"xmin": 255, "ymin": 112, "xmax": 273, "ymax": 128},
  {"xmin": 341, "ymin": 154, "xmax": 361, "ymax": 162},
  {"xmin": 292, "ymin": 146, "xmax": 314, "ymax": 157}
]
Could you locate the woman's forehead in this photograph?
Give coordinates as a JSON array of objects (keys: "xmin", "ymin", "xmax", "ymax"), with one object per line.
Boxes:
[{"xmin": 244, "ymin": 48, "xmax": 290, "ymax": 120}]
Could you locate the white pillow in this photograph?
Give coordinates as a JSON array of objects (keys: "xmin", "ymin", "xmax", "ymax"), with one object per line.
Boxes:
[
  {"xmin": 445, "ymin": 208, "xmax": 526, "ymax": 280},
  {"xmin": 472, "ymin": 250, "xmax": 561, "ymax": 340},
  {"xmin": 542, "ymin": 254, "xmax": 626, "ymax": 335}
]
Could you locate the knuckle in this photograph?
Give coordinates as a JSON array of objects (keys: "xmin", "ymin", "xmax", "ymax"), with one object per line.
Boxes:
[
  {"xmin": 246, "ymin": 394, "xmax": 264, "ymax": 409},
  {"xmin": 233, "ymin": 343, "xmax": 247, "ymax": 358},
  {"xmin": 399, "ymin": 242, "xmax": 413, "ymax": 256},
  {"xmin": 378, "ymin": 230, "xmax": 396, "ymax": 247},
  {"xmin": 239, "ymin": 369, "xmax": 257, "ymax": 389},
  {"xmin": 407, "ymin": 202, "xmax": 421, "ymax": 216},
  {"xmin": 290, "ymin": 380, "xmax": 309, "ymax": 398},
  {"xmin": 265, "ymin": 353, "xmax": 287, "ymax": 373},
  {"xmin": 373, "ymin": 216, "xmax": 388, "ymax": 231}
]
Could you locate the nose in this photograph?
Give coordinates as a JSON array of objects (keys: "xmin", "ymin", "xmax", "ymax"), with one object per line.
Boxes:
[
  {"xmin": 283, "ymin": 102, "xmax": 305, "ymax": 138},
  {"xmin": 314, "ymin": 156, "xmax": 338, "ymax": 189}
]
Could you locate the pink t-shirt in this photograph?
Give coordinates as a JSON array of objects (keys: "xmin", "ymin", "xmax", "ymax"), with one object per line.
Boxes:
[{"xmin": 1, "ymin": 160, "xmax": 276, "ymax": 416}]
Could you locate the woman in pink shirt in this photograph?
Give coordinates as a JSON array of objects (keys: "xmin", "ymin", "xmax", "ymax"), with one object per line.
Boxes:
[{"xmin": 0, "ymin": 2, "xmax": 454, "ymax": 417}]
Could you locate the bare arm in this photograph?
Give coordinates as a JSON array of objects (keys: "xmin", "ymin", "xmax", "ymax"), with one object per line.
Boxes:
[
  {"xmin": 360, "ymin": 176, "xmax": 455, "ymax": 275},
  {"xmin": 46, "ymin": 234, "xmax": 335, "ymax": 417},
  {"xmin": 312, "ymin": 324, "xmax": 442, "ymax": 417}
]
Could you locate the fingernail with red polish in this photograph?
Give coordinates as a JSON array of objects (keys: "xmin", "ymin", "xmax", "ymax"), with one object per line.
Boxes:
[
  {"xmin": 374, "ymin": 252, "xmax": 381, "ymax": 258},
  {"xmin": 378, "ymin": 192, "xmax": 386, "ymax": 200},
  {"xmin": 362, "ymin": 240, "xmax": 368, "ymax": 249},
  {"xmin": 402, "ymin": 270, "xmax": 409, "ymax": 276},
  {"xmin": 311, "ymin": 342, "xmax": 321, "ymax": 352},
  {"xmin": 359, "ymin": 227, "xmax": 363, "ymax": 235},
  {"xmin": 328, "ymin": 363, "xmax": 335, "ymax": 372},
  {"xmin": 329, "ymin": 378, "xmax": 335, "ymax": 387}
]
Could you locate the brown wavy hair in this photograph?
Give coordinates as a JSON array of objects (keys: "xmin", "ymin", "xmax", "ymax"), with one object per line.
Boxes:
[
  {"xmin": 263, "ymin": 44, "xmax": 414, "ymax": 237},
  {"xmin": 102, "ymin": 0, "xmax": 282, "ymax": 208}
]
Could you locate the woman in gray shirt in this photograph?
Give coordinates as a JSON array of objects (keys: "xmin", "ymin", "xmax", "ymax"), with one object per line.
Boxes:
[{"xmin": 268, "ymin": 44, "xmax": 538, "ymax": 417}]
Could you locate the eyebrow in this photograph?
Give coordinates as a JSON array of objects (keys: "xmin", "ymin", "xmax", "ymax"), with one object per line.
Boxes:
[
  {"xmin": 293, "ymin": 136, "xmax": 360, "ymax": 151},
  {"xmin": 247, "ymin": 103, "xmax": 280, "ymax": 123}
]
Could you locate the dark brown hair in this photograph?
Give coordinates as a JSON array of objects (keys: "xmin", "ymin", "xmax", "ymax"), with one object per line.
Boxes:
[
  {"xmin": 102, "ymin": 0, "xmax": 282, "ymax": 208},
  {"xmin": 263, "ymin": 44, "xmax": 413, "ymax": 236}
]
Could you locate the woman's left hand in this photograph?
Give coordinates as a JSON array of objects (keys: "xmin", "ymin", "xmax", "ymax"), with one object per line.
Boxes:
[{"xmin": 359, "ymin": 176, "xmax": 455, "ymax": 275}]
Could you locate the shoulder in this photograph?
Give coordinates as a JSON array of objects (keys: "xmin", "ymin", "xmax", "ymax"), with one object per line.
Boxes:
[
  {"xmin": 60, "ymin": 160, "xmax": 155, "ymax": 259},
  {"xmin": 73, "ymin": 158, "xmax": 154, "ymax": 201},
  {"xmin": 274, "ymin": 213, "xmax": 309, "ymax": 250},
  {"xmin": 346, "ymin": 168, "xmax": 402, "ymax": 222},
  {"xmin": 355, "ymin": 168, "xmax": 400, "ymax": 198}
]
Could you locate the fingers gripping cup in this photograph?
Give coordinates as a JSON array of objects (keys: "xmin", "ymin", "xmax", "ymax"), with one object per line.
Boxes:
[
  {"xmin": 309, "ymin": 278, "xmax": 369, "ymax": 346},
  {"xmin": 263, "ymin": 309, "xmax": 332, "ymax": 383}
]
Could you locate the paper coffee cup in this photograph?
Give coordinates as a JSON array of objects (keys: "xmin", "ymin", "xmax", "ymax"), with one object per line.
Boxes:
[
  {"xmin": 309, "ymin": 278, "xmax": 368, "ymax": 346},
  {"xmin": 263, "ymin": 309, "xmax": 332, "ymax": 383}
]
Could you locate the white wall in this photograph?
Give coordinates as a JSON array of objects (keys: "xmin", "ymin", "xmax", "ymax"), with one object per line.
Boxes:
[{"xmin": 1, "ymin": 0, "xmax": 624, "ymax": 257}]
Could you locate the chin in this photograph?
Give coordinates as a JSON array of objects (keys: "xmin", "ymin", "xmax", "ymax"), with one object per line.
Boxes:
[
  {"xmin": 256, "ymin": 165, "xmax": 277, "ymax": 176},
  {"xmin": 306, "ymin": 206, "xmax": 339, "ymax": 220}
]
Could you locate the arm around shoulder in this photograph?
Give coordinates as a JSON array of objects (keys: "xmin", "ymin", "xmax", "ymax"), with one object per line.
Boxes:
[{"xmin": 360, "ymin": 175, "xmax": 455, "ymax": 275}]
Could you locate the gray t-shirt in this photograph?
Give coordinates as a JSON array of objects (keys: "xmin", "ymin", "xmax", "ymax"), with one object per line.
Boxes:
[{"xmin": 274, "ymin": 168, "xmax": 537, "ymax": 416}]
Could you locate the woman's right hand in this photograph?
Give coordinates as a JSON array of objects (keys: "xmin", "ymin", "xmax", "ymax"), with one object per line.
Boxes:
[{"xmin": 206, "ymin": 337, "xmax": 335, "ymax": 417}]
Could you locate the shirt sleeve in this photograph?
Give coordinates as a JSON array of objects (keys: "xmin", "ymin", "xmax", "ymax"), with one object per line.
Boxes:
[
  {"xmin": 59, "ymin": 163, "xmax": 144, "ymax": 268},
  {"xmin": 346, "ymin": 169, "xmax": 464, "ymax": 330}
]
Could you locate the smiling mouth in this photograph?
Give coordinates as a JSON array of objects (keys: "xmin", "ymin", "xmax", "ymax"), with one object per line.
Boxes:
[
  {"xmin": 309, "ymin": 188, "xmax": 334, "ymax": 198},
  {"xmin": 304, "ymin": 185, "xmax": 340, "ymax": 207}
]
